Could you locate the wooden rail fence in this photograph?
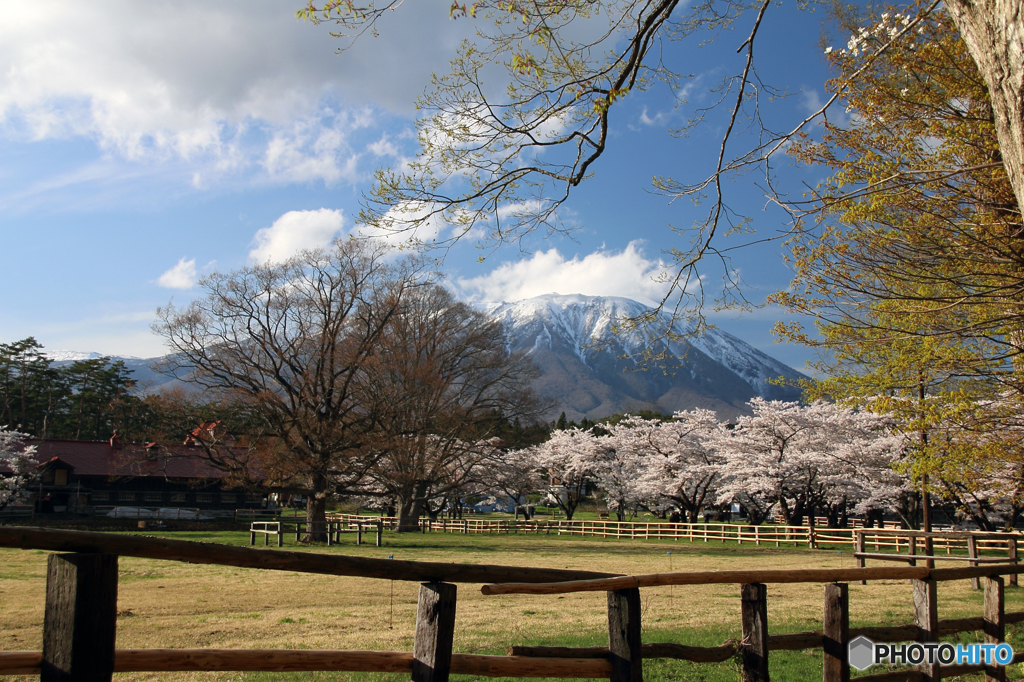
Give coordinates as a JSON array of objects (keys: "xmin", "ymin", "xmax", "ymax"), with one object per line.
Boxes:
[
  {"xmin": 1, "ymin": 526, "xmax": 1023, "ymax": 681},
  {"xmin": 334, "ymin": 514, "xmax": 1024, "ymax": 557},
  {"xmin": 290, "ymin": 519, "xmax": 384, "ymax": 547},
  {"xmin": 854, "ymin": 530, "xmax": 1020, "ymax": 588}
]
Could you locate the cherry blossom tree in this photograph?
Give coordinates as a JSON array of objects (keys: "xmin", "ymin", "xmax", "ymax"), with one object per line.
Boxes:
[
  {"xmin": 532, "ymin": 427, "xmax": 601, "ymax": 520},
  {"xmin": 0, "ymin": 427, "xmax": 36, "ymax": 511},
  {"xmin": 715, "ymin": 399, "xmax": 904, "ymax": 527},
  {"xmin": 484, "ymin": 446, "xmax": 542, "ymax": 520},
  {"xmin": 588, "ymin": 431, "xmax": 645, "ymax": 521},
  {"xmin": 605, "ymin": 411, "xmax": 724, "ymax": 522}
]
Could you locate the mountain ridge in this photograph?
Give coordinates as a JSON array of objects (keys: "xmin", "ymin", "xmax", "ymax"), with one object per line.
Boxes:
[
  {"xmin": 486, "ymin": 293, "xmax": 805, "ymax": 421},
  {"xmin": 45, "ymin": 293, "xmax": 806, "ymax": 421}
]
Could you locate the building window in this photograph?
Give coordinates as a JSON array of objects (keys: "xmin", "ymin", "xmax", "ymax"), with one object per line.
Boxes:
[
  {"xmin": 246, "ymin": 493, "xmax": 262, "ymax": 503},
  {"xmin": 195, "ymin": 493, "xmax": 214, "ymax": 503},
  {"xmin": 170, "ymin": 493, "xmax": 187, "ymax": 503},
  {"xmin": 220, "ymin": 494, "xmax": 238, "ymax": 504},
  {"xmin": 143, "ymin": 492, "xmax": 162, "ymax": 503},
  {"xmin": 118, "ymin": 491, "xmax": 136, "ymax": 502},
  {"xmin": 54, "ymin": 470, "xmax": 68, "ymax": 486},
  {"xmin": 92, "ymin": 491, "xmax": 109, "ymax": 502}
]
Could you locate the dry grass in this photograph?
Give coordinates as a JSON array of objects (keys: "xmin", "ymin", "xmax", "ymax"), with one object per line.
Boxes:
[{"xmin": 1, "ymin": 531, "xmax": 1020, "ymax": 681}]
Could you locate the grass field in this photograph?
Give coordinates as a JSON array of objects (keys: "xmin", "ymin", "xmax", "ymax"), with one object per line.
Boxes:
[{"xmin": 1, "ymin": 528, "xmax": 1022, "ymax": 681}]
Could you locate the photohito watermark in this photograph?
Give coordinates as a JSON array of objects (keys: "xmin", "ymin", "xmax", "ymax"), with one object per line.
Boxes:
[{"xmin": 848, "ymin": 636, "xmax": 1014, "ymax": 670}]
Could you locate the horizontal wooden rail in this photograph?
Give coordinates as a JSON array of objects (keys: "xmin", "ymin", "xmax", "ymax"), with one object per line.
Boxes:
[
  {"xmin": 0, "ymin": 649, "xmax": 611, "ymax": 678},
  {"xmin": 482, "ymin": 563, "xmax": 1024, "ymax": 594},
  {"xmin": 857, "ymin": 528, "xmax": 1016, "ymax": 538},
  {"xmin": 855, "ymin": 552, "xmax": 1011, "ymax": 563},
  {"xmin": 482, "ymin": 566, "xmax": 932, "ymax": 594},
  {"xmin": 505, "ymin": 608, "xmax": 1024, "ymax": 663},
  {"xmin": 0, "ymin": 526, "xmax": 616, "ymax": 584},
  {"xmin": 507, "ymin": 642, "xmax": 739, "ymax": 663}
]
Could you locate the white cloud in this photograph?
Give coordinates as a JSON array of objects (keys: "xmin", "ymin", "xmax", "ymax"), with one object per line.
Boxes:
[
  {"xmin": 157, "ymin": 258, "xmax": 197, "ymax": 289},
  {"xmin": 367, "ymin": 134, "xmax": 401, "ymax": 158},
  {"xmin": 262, "ymin": 112, "xmax": 367, "ymax": 184},
  {"xmin": 249, "ymin": 208, "xmax": 346, "ymax": 263},
  {"xmin": 639, "ymin": 106, "xmax": 670, "ymax": 127},
  {"xmin": 456, "ymin": 241, "xmax": 671, "ymax": 306},
  {"xmin": 0, "ymin": 2, "xmax": 478, "ymax": 181},
  {"xmin": 357, "ymin": 201, "xmax": 448, "ymax": 251}
]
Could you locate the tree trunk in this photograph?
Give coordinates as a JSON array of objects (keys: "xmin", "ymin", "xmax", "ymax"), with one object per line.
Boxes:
[
  {"xmin": 946, "ymin": 0, "xmax": 1024, "ymax": 211},
  {"xmin": 396, "ymin": 496, "xmax": 419, "ymax": 532},
  {"xmin": 305, "ymin": 490, "xmax": 328, "ymax": 543},
  {"xmin": 396, "ymin": 481, "xmax": 430, "ymax": 532},
  {"xmin": 778, "ymin": 499, "xmax": 792, "ymax": 526}
]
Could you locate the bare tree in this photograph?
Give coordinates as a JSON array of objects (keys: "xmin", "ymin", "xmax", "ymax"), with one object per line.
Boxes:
[
  {"xmin": 141, "ymin": 387, "xmax": 272, "ymax": 491},
  {"xmin": 153, "ymin": 239, "xmax": 428, "ymax": 541},
  {"xmin": 359, "ymin": 285, "xmax": 543, "ymax": 531},
  {"xmin": 483, "ymin": 446, "xmax": 543, "ymax": 520}
]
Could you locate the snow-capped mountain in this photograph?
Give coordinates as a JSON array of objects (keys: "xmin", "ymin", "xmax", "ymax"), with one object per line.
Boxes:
[
  {"xmin": 43, "ymin": 293, "xmax": 805, "ymax": 420},
  {"xmin": 46, "ymin": 352, "xmax": 172, "ymax": 391},
  {"xmin": 44, "ymin": 350, "xmax": 118, "ymax": 362},
  {"xmin": 486, "ymin": 293, "xmax": 805, "ymax": 420}
]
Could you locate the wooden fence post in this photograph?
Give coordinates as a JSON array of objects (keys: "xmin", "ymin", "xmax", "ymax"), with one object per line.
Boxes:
[
  {"xmin": 356, "ymin": 524, "xmax": 362, "ymax": 546},
  {"xmin": 984, "ymin": 576, "xmax": 1005, "ymax": 682},
  {"xmin": 913, "ymin": 578, "xmax": 939, "ymax": 681},
  {"xmin": 855, "ymin": 532, "xmax": 866, "ymax": 585},
  {"xmin": 741, "ymin": 583, "xmax": 769, "ymax": 682},
  {"xmin": 462, "ymin": 519, "xmax": 468, "ymax": 535},
  {"xmin": 277, "ymin": 526, "xmax": 283, "ymax": 547},
  {"xmin": 909, "ymin": 536, "xmax": 917, "ymax": 567},
  {"xmin": 412, "ymin": 582, "xmax": 457, "ymax": 682},
  {"xmin": 822, "ymin": 583, "xmax": 849, "ymax": 682},
  {"xmin": 968, "ymin": 535, "xmax": 980, "ymax": 589},
  {"xmin": 1009, "ymin": 537, "xmax": 1018, "ymax": 587},
  {"xmin": 607, "ymin": 587, "xmax": 642, "ymax": 682},
  {"xmin": 376, "ymin": 520, "xmax": 383, "ymax": 547},
  {"xmin": 42, "ymin": 553, "xmax": 118, "ymax": 682}
]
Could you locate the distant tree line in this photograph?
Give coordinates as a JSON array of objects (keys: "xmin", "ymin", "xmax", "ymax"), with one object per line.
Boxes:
[{"xmin": 0, "ymin": 338, "xmax": 147, "ymax": 441}]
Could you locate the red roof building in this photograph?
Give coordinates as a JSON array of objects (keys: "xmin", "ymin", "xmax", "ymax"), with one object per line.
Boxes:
[{"xmin": 13, "ymin": 436, "xmax": 267, "ymax": 514}]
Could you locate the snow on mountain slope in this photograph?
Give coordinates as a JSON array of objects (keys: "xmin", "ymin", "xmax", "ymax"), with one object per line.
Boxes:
[
  {"xmin": 44, "ymin": 294, "xmax": 805, "ymax": 419},
  {"xmin": 672, "ymin": 329, "xmax": 800, "ymax": 398},
  {"xmin": 487, "ymin": 293, "xmax": 655, "ymax": 364},
  {"xmin": 487, "ymin": 293, "xmax": 804, "ymax": 402},
  {"xmin": 44, "ymin": 350, "xmax": 112, "ymax": 362}
]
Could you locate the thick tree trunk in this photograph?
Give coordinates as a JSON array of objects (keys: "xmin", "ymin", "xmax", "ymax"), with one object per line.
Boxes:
[
  {"xmin": 305, "ymin": 491, "xmax": 328, "ymax": 543},
  {"xmin": 947, "ymin": 0, "xmax": 1024, "ymax": 211},
  {"xmin": 396, "ymin": 481, "xmax": 430, "ymax": 532}
]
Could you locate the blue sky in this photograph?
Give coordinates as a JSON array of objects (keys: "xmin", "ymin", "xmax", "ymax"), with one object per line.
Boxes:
[{"xmin": 0, "ymin": 1, "xmax": 840, "ymax": 371}]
